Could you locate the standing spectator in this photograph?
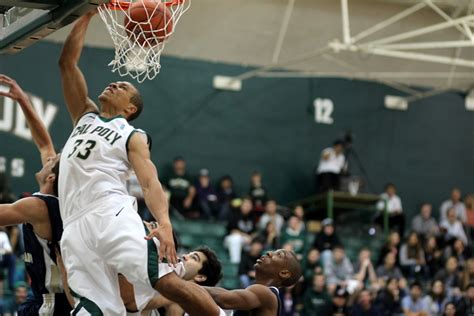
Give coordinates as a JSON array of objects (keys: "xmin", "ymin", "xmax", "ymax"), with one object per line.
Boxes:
[
  {"xmin": 248, "ymin": 171, "xmax": 267, "ymax": 212},
  {"xmin": 377, "ymin": 231, "xmax": 401, "ymax": 266},
  {"xmin": 440, "ymin": 208, "xmax": 468, "ymax": 245},
  {"xmin": 376, "ymin": 252, "xmax": 405, "ymax": 282},
  {"xmin": 351, "ymin": 289, "xmax": 381, "ymax": 316},
  {"xmin": 424, "ymin": 236, "xmax": 444, "ymax": 278},
  {"xmin": 195, "ymin": 168, "xmax": 218, "ymax": 220},
  {"xmin": 401, "ymin": 281, "xmax": 429, "ymax": 316},
  {"xmin": 376, "ymin": 183, "xmax": 405, "ymax": 237},
  {"xmin": 216, "ymin": 175, "xmax": 237, "ymax": 221},
  {"xmin": 440, "ymin": 188, "xmax": 466, "ymax": 224},
  {"xmin": 316, "ymin": 140, "xmax": 346, "ymax": 193},
  {"xmin": 258, "ymin": 199, "xmax": 284, "ymax": 236},
  {"xmin": 313, "ymin": 218, "xmax": 342, "ymax": 265},
  {"xmin": 434, "ymin": 257, "xmax": 462, "ymax": 292},
  {"xmin": 280, "ymin": 216, "xmax": 306, "ymax": 259},
  {"xmin": 424, "ymin": 280, "xmax": 451, "ymax": 316},
  {"xmin": 256, "ymin": 221, "xmax": 280, "ymax": 251},
  {"xmin": 224, "ymin": 197, "xmax": 257, "ymax": 263},
  {"xmin": 464, "ymin": 194, "xmax": 474, "ymax": 242},
  {"xmin": 399, "ymin": 232, "xmax": 427, "ymax": 281},
  {"xmin": 353, "ymin": 248, "xmax": 378, "ymax": 290},
  {"xmin": 238, "ymin": 239, "xmax": 263, "ymax": 288},
  {"xmin": 411, "ymin": 203, "xmax": 439, "ymax": 241},
  {"xmin": 375, "ymin": 277, "xmax": 403, "ymax": 316},
  {"xmin": 324, "ymin": 245, "xmax": 354, "ymax": 294},
  {"xmin": 303, "ymin": 249, "xmax": 323, "ymax": 287},
  {"xmin": 303, "ymin": 273, "xmax": 332, "ymax": 316},
  {"xmin": 166, "ymin": 157, "xmax": 196, "ymax": 218}
]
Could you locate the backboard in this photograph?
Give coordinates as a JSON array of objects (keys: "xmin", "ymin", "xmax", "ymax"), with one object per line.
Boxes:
[{"xmin": 0, "ymin": 0, "xmax": 108, "ymax": 54}]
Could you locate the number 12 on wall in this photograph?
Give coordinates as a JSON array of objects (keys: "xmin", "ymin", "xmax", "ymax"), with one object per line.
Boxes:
[{"xmin": 313, "ymin": 98, "xmax": 334, "ymax": 125}]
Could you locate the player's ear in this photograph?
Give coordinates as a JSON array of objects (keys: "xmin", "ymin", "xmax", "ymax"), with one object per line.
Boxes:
[
  {"xmin": 194, "ymin": 274, "xmax": 207, "ymax": 284},
  {"xmin": 125, "ymin": 103, "xmax": 137, "ymax": 117},
  {"xmin": 279, "ymin": 269, "xmax": 291, "ymax": 281}
]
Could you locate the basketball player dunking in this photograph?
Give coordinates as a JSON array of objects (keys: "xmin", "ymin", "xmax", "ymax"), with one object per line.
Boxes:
[
  {"xmin": 205, "ymin": 249, "xmax": 302, "ymax": 316},
  {"xmin": 58, "ymin": 11, "xmax": 220, "ymax": 316}
]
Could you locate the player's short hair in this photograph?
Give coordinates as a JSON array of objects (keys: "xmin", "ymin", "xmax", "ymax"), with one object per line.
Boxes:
[
  {"xmin": 194, "ymin": 246, "xmax": 222, "ymax": 286},
  {"xmin": 281, "ymin": 251, "xmax": 302, "ymax": 287},
  {"xmin": 52, "ymin": 160, "xmax": 60, "ymax": 196},
  {"xmin": 127, "ymin": 89, "xmax": 144, "ymax": 122}
]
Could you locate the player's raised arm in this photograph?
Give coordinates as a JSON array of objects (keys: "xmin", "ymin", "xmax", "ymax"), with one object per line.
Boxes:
[
  {"xmin": 0, "ymin": 74, "xmax": 55, "ymax": 166},
  {"xmin": 204, "ymin": 285, "xmax": 273, "ymax": 311},
  {"xmin": 58, "ymin": 10, "xmax": 99, "ymax": 126},
  {"xmin": 127, "ymin": 132, "xmax": 177, "ymax": 265}
]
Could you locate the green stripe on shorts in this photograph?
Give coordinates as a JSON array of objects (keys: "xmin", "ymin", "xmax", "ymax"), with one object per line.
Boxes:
[
  {"xmin": 70, "ymin": 288, "xmax": 103, "ymax": 316},
  {"xmin": 145, "ymin": 224, "xmax": 160, "ymax": 286}
]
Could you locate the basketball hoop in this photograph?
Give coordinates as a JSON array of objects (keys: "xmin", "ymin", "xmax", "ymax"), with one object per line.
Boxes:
[{"xmin": 98, "ymin": 0, "xmax": 191, "ymax": 83}]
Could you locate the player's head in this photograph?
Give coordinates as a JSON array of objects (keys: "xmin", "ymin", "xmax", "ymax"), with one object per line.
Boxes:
[
  {"xmin": 35, "ymin": 154, "xmax": 60, "ymax": 195},
  {"xmin": 254, "ymin": 249, "xmax": 302, "ymax": 287},
  {"xmin": 181, "ymin": 246, "xmax": 222, "ymax": 286},
  {"xmin": 98, "ymin": 81, "xmax": 143, "ymax": 121}
]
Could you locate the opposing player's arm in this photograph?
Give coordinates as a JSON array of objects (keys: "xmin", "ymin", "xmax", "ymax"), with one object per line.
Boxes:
[
  {"xmin": 58, "ymin": 11, "xmax": 98, "ymax": 126},
  {"xmin": 55, "ymin": 247, "xmax": 75, "ymax": 308},
  {"xmin": 128, "ymin": 132, "xmax": 177, "ymax": 265},
  {"xmin": 0, "ymin": 198, "xmax": 48, "ymax": 228},
  {"xmin": 204, "ymin": 285, "xmax": 274, "ymax": 311}
]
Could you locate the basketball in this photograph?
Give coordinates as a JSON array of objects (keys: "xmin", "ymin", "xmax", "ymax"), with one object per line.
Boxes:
[{"xmin": 124, "ymin": 0, "xmax": 174, "ymax": 46}]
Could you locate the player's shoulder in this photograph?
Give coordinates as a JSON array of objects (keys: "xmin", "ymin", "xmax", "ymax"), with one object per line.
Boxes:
[{"xmin": 246, "ymin": 284, "xmax": 277, "ymax": 302}]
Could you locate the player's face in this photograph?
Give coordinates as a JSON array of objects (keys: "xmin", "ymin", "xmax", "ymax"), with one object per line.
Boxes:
[
  {"xmin": 99, "ymin": 81, "xmax": 137, "ymax": 112},
  {"xmin": 181, "ymin": 251, "xmax": 206, "ymax": 282},
  {"xmin": 35, "ymin": 154, "xmax": 60, "ymax": 185},
  {"xmin": 254, "ymin": 249, "xmax": 289, "ymax": 273}
]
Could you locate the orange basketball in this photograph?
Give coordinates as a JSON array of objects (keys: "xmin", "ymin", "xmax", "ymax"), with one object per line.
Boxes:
[{"xmin": 124, "ymin": 0, "xmax": 174, "ymax": 46}]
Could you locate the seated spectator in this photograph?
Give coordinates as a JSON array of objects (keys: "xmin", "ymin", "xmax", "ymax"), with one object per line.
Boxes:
[
  {"xmin": 411, "ymin": 203, "xmax": 439, "ymax": 241},
  {"xmin": 194, "ymin": 168, "xmax": 218, "ymax": 220},
  {"xmin": 351, "ymin": 289, "xmax": 381, "ymax": 316},
  {"xmin": 444, "ymin": 238, "xmax": 471, "ymax": 271},
  {"xmin": 315, "ymin": 139, "xmax": 346, "ymax": 193},
  {"xmin": 280, "ymin": 216, "xmax": 306, "ymax": 259},
  {"xmin": 303, "ymin": 249, "xmax": 323, "ymax": 287},
  {"xmin": 399, "ymin": 232, "xmax": 427, "ymax": 281},
  {"xmin": 376, "ymin": 252, "xmax": 405, "ymax": 282},
  {"xmin": 166, "ymin": 157, "xmax": 196, "ymax": 218},
  {"xmin": 434, "ymin": 257, "xmax": 462, "ymax": 292},
  {"xmin": 224, "ymin": 197, "xmax": 257, "ymax": 263},
  {"xmin": 324, "ymin": 245, "xmax": 354, "ymax": 294},
  {"xmin": 293, "ymin": 205, "xmax": 305, "ymax": 222},
  {"xmin": 127, "ymin": 171, "xmax": 152, "ymax": 221},
  {"xmin": 302, "ymin": 273, "xmax": 332, "ymax": 316},
  {"xmin": 248, "ymin": 171, "xmax": 267, "ymax": 212},
  {"xmin": 313, "ymin": 218, "xmax": 342, "ymax": 265},
  {"xmin": 376, "ymin": 183, "xmax": 405, "ymax": 237},
  {"xmin": 3, "ymin": 281, "xmax": 28, "ymax": 314},
  {"xmin": 453, "ymin": 282, "xmax": 474, "ymax": 316},
  {"xmin": 0, "ymin": 227, "xmax": 15, "ymax": 292},
  {"xmin": 280, "ymin": 287, "xmax": 296, "ymax": 316},
  {"xmin": 375, "ymin": 277, "xmax": 403, "ymax": 316},
  {"xmin": 353, "ymin": 248, "xmax": 378, "ymax": 290},
  {"xmin": 442, "ymin": 302, "xmax": 457, "ymax": 316},
  {"xmin": 238, "ymin": 239, "xmax": 263, "ymax": 288},
  {"xmin": 424, "ymin": 279, "xmax": 451, "ymax": 316},
  {"xmin": 464, "ymin": 194, "xmax": 474, "ymax": 242},
  {"xmin": 377, "ymin": 231, "xmax": 401, "ymax": 267},
  {"xmin": 256, "ymin": 221, "xmax": 280, "ymax": 251},
  {"xmin": 401, "ymin": 281, "xmax": 429, "ymax": 316},
  {"xmin": 216, "ymin": 175, "xmax": 237, "ymax": 221},
  {"xmin": 424, "ymin": 235, "xmax": 444, "ymax": 278},
  {"xmin": 439, "ymin": 187, "xmax": 466, "ymax": 224},
  {"xmin": 460, "ymin": 258, "xmax": 474, "ymax": 291},
  {"xmin": 440, "ymin": 208, "xmax": 468, "ymax": 245},
  {"xmin": 258, "ymin": 199, "xmax": 284, "ymax": 236},
  {"xmin": 331, "ymin": 285, "xmax": 350, "ymax": 316}
]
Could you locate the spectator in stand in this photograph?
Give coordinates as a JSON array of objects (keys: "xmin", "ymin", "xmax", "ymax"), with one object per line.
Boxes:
[
  {"xmin": 411, "ymin": 203, "xmax": 439, "ymax": 241},
  {"xmin": 375, "ymin": 277, "xmax": 403, "ymax": 316},
  {"xmin": 280, "ymin": 287, "xmax": 296, "ymax": 316},
  {"xmin": 258, "ymin": 199, "xmax": 284, "ymax": 236},
  {"xmin": 238, "ymin": 239, "xmax": 263, "ymax": 288},
  {"xmin": 0, "ymin": 173, "xmax": 16, "ymax": 204},
  {"xmin": 442, "ymin": 302, "xmax": 457, "ymax": 316},
  {"xmin": 444, "ymin": 238, "xmax": 471, "ymax": 271},
  {"xmin": 353, "ymin": 248, "xmax": 378, "ymax": 290},
  {"xmin": 424, "ymin": 236, "xmax": 444, "ymax": 278},
  {"xmin": 166, "ymin": 157, "xmax": 196, "ymax": 218},
  {"xmin": 454, "ymin": 282, "xmax": 474, "ymax": 315},
  {"xmin": 402, "ymin": 281, "xmax": 429, "ymax": 316},
  {"xmin": 400, "ymin": 232, "xmax": 427, "ymax": 281},
  {"xmin": 127, "ymin": 171, "xmax": 152, "ymax": 221},
  {"xmin": 351, "ymin": 289, "xmax": 381, "ymax": 316},
  {"xmin": 424, "ymin": 280, "xmax": 451, "ymax": 316},
  {"xmin": 460, "ymin": 259, "xmax": 474, "ymax": 291},
  {"xmin": 376, "ymin": 183, "xmax": 405, "ymax": 237},
  {"xmin": 293, "ymin": 205, "xmax": 305, "ymax": 222},
  {"xmin": 248, "ymin": 171, "xmax": 267, "ymax": 212},
  {"xmin": 376, "ymin": 252, "xmax": 405, "ymax": 282},
  {"xmin": 256, "ymin": 221, "xmax": 280, "ymax": 251},
  {"xmin": 440, "ymin": 188, "xmax": 466, "ymax": 224},
  {"xmin": 224, "ymin": 197, "xmax": 257, "ymax": 263},
  {"xmin": 315, "ymin": 140, "xmax": 346, "ymax": 193},
  {"xmin": 303, "ymin": 273, "xmax": 332, "ymax": 316},
  {"xmin": 440, "ymin": 208, "xmax": 468, "ymax": 245},
  {"xmin": 216, "ymin": 175, "xmax": 237, "ymax": 221},
  {"xmin": 0, "ymin": 227, "xmax": 15, "ymax": 292},
  {"xmin": 3, "ymin": 282, "xmax": 28, "ymax": 315},
  {"xmin": 324, "ymin": 245, "xmax": 354, "ymax": 294},
  {"xmin": 313, "ymin": 218, "xmax": 342, "ymax": 265},
  {"xmin": 303, "ymin": 249, "xmax": 323, "ymax": 287},
  {"xmin": 331, "ymin": 285, "xmax": 350, "ymax": 316},
  {"xmin": 377, "ymin": 231, "xmax": 401, "ymax": 267},
  {"xmin": 194, "ymin": 168, "xmax": 219, "ymax": 220},
  {"xmin": 280, "ymin": 216, "xmax": 306, "ymax": 260},
  {"xmin": 434, "ymin": 257, "xmax": 462, "ymax": 292},
  {"xmin": 464, "ymin": 194, "xmax": 474, "ymax": 242}
]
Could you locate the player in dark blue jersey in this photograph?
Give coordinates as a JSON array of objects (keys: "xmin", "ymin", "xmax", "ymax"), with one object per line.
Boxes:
[{"xmin": 0, "ymin": 74, "xmax": 70, "ymax": 315}]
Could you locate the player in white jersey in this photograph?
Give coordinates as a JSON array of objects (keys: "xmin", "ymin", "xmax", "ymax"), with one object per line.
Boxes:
[{"xmin": 58, "ymin": 11, "xmax": 220, "ymax": 316}]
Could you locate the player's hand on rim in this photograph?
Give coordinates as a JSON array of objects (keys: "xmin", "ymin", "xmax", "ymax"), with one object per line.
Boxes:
[
  {"xmin": 144, "ymin": 220, "xmax": 178, "ymax": 266},
  {"xmin": 0, "ymin": 74, "xmax": 28, "ymax": 102}
]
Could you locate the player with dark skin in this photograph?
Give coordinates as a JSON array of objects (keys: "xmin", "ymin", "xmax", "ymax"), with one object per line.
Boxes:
[{"xmin": 205, "ymin": 249, "xmax": 302, "ymax": 316}]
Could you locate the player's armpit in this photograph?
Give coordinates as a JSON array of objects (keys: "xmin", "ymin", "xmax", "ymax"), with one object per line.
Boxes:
[
  {"xmin": 204, "ymin": 285, "xmax": 272, "ymax": 310},
  {"xmin": 0, "ymin": 197, "xmax": 48, "ymax": 228}
]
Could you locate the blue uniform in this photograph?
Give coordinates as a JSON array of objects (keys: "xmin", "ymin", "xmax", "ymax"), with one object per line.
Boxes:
[
  {"xmin": 18, "ymin": 193, "xmax": 71, "ymax": 316},
  {"xmin": 234, "ymin": 286, "xmax": 281, "ymax": 316}
]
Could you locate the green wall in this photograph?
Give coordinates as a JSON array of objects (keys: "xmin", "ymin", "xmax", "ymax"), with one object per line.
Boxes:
[{"xmin": 0, "ymin": 42, "xmax": 473, "ymax": 219}]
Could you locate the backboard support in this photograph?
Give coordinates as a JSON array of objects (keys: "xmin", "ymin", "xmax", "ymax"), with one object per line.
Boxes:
[{"xmin": 0, "ymin": 0, "xmax": 108, "ymax": 54}]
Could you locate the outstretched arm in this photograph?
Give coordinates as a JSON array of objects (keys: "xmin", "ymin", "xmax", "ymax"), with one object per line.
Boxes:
[
  {"xmin": 204, "ymin": 285, "xmax": 274, "ymax": 311},
  {"xmin": 0, "ymin": 74, "xmax": 55, "ymax": 165},
  {"xmin": 58, "ymin": 11, "xmax": 98, "ymax": 126},
  {"xmin": 0, "ymin": 198, "xmax": 49, "ymax": 237}
]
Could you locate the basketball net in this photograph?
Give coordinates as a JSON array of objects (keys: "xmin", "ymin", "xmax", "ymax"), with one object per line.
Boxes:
[{"xmin": 98, "ymin": 0, "xmax": 190, "ymax": 83}]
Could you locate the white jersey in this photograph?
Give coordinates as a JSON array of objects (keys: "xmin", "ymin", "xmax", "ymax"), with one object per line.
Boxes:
[{"xmin": 59, "ymin": 112, "xmax": 138, "ymax": 222}]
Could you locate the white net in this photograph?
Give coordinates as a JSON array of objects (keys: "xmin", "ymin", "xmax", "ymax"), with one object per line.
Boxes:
[{"xmin": 98, "ymin": 0, "xmax": 190, "ymax": 83}]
